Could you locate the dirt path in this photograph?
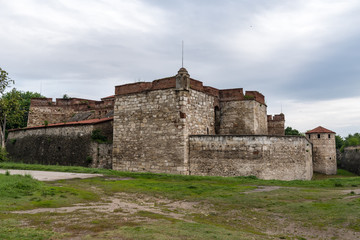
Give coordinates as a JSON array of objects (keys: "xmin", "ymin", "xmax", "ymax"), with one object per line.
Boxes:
[{"xmin": 0, "ymin": 169, "xmax": 102, "ymax": 181}]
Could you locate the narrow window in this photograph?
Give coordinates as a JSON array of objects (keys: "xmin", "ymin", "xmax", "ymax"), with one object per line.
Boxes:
[
  {"xmin": 308, "ymin": 135, "xmax": 311, "ymax": 139},
  {"xmin": 207, "ymin": 127, "xmax": 209, "ymax": 135},
  {"xmin": 317, "ymin": 134, "xmax": 320, "ymax": 139},
  {"xmin": 214, "ymin": 106, "xmax": 220, "ymax": 134},
  {"xmin": 328, "ymin": 134, "xmax": 331, "ymax": 139}
]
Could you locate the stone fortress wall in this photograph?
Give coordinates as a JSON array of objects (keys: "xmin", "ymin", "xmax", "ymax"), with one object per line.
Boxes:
[
  {"xmin": 7, "ymin": 67, "xmax": 338, "ymax": 180},
  {"xmin": 339, "ymin": 146, "xmax": 360, "ymax": 175},
  {"xmin": 27, "ymin": 96, "xmax": 114, "ymax": 127},
  {"xmin": 111, "ymin": 68, "xmax": 314, "ymax": 180},
  {"xmin": 189, "ymin": 135, "xmax": 312, "ymax": 180},
  {"xmin": 7, "ymin": 118, "xmax": 113, "ymax": 168}
]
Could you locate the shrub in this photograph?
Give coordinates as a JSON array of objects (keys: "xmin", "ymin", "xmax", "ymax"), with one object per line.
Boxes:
[
  {"xmin": 0, "ymin": 148, "xmax": 8, "ymax": 162},
  {"xmin": 91, "ymin": 129, "xmax": 107, "ymax": 143}
]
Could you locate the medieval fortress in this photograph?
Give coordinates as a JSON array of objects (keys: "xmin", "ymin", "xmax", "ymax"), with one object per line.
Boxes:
[{"xmin": 7, "ymin": 68, "xmax": 337, "ymax": 180}]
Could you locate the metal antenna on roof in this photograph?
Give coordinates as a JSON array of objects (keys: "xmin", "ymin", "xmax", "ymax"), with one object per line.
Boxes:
[{"xmin": 182, "ymin": 40, "xmax": 184, "ymax": 68}]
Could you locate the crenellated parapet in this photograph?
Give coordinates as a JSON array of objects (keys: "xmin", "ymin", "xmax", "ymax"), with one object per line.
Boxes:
[
  {"xmin": 267, "ymin": 113, "xmax": 285, "ymax": 136},
  {"xmin": 27, "ymin": 97, "xmax": 114, "ymax": 127}
]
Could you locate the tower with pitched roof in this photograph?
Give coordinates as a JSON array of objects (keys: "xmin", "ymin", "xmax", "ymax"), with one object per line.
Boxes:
[{"xmin": 306, "ymin": 126, "xmax": 337, "ymax": 175}]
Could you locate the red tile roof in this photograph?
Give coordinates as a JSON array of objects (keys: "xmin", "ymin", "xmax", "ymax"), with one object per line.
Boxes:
[
  {"xmin": 306, "ymin": 126, "xmax": 335, "ymax": 134},
  {"xmin": 9, "ymin": 117, "xmax": 113, "ymax": 132}
]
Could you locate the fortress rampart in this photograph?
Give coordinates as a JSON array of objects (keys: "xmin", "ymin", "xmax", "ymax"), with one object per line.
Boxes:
[
  {"xmin": 6, "ymin": 67, "xmax": 338, "ymax": 180},
  {"xmin": 267, "ymin": 114, "xmax": 285, "ymax": 136},
  {"xmin": 27, "ymin": 97, "xmax": 114, "ymax": 127}
]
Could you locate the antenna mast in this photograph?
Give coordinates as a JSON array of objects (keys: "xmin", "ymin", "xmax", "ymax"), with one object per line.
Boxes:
[{"xmin": 182, "ymin": 40, "xmax": 184, "ymax": 68}]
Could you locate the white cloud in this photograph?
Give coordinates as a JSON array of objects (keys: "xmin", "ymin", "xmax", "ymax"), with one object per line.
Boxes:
[
  {"xmin": 225, "ymin": 1, "xmax": 360, "ymax": 79},
  {"xmin": 270, "ymin": 96, "xmax": 360, "ymax": 137}
]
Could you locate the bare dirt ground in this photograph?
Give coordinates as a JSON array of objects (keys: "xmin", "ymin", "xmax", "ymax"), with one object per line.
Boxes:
[{"xmin": 0, "ymin": 169, "xmax": 102, "ymax": 181}]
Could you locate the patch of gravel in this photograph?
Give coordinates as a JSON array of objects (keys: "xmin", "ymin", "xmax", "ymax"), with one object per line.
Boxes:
[{"xmin": 0, "ymin": 169, "xmax": 102, "ymax": 181}]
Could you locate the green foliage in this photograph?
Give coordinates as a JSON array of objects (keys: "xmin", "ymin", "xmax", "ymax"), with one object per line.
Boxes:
[
  {"xmin": 0, "ymin": 148, "xmax": 8, "ymax": 162},
  {"xmin": 335, "ymin": 135, "xmax": 344, "ymax": 149},
  {"xmin": 340, "ymin": 133, "xmax": 360, "ymax": 152},
  {"xmin": 285, "ymin": 126, "xmax": 303, "ymax": 136},
  {"xmin": 62, "ymin": 94, "xmax": 70, "ymax": 99},
  {"xmin": 91, "ymin": 129, "xmax": 108, "ymax": 143},
  {"xmin": 86, "ymin": 156, "xmax": 93, "ymax": 165},
  {"xmin": 244, "ymin": 95, "xmax": 255, "ymax": 100},
  {"xmin": 1, "ymin": 88, "xmax": 45, "ymax": 130},
  {"xmin": 0, "ymin": 67, "xmax": 13, "ymax": 95},
  {"xmin": 0, "ymin": 173, "xmax": 42, "ymax": 198},
  {"xmin": 44, "ymin": 120, "xmax": 48, "ymax": 127}
]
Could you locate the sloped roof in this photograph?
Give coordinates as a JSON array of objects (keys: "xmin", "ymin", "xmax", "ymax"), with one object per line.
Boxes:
[
  {"xmin": 306, "ymin": 126, "xmax": 335, "ymax": 134},
  {"xmin": 9, "ymin": 117, "xmax": 113, "ymax": 132}
]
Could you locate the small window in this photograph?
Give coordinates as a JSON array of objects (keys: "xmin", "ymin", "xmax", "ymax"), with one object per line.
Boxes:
[
  {"xmin": 308, "ymin": 135, "xmax": 311, "ymax": 139},
  {"xmin": 317, "ymin": 134, "xmax": 320, "ymax": 139},
  {"xmin": 207, "ymin": 128, "xmax": 209, "ymax": 135},
  {"xmin": 328, "ymin": 134, "xmax": 331, "ymax": 139}
]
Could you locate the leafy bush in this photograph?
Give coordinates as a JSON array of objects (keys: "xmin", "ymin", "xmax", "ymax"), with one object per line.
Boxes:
[
  {"xmin": 91, "ymin": 129, "xmax": 107, "ymax": 143},
  {"xmin": 0, "ymin": 148, "xmax": 8, "ymax": 162}
]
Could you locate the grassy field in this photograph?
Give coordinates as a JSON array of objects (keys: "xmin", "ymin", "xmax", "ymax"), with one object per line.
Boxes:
[{"xmin": 0, "ymin": 162, "xmax": 359, "ymax": 240}]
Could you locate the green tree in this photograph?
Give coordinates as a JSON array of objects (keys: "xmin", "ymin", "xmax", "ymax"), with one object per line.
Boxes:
[
  {"xmin": 0, "ymin": 67, "xmax": 14, "ymax": 148},
  {"xmin": 2, "ymin": 88, "xmax": 45, "ymax": 129},
  {"xmin": 335, "ymin": 135, "xmax": 344, "ymax": 149},
  {"xmin": 340, "ymin": 133, "xmax": 360, "ymax": 152},
  {"xmin": 285, "ymin": 126, "xmax": 303, "ymax": 136}
]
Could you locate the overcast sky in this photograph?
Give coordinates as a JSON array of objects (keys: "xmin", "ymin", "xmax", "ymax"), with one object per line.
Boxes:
[{"xmin": 1, "ymin": 0, "xmax": 359, "ymax": 137}]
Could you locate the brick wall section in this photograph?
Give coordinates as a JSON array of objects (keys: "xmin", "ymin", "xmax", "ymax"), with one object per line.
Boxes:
[
  {"xmin": 27, "ymin": 97, "xmax": 114, "ymax": 127},
  {"xmin": 340, "ymin": 146, "xmax": 360, "ymax": 175},
  {"xmin": 219, "ymin": 100, "xmax": 268, "ymax": 135},
  {"xmin": 6, "ymin": 121, "xmax": 113, "ymax": 168},
  {"xmin": 306, "ymin": 133, "xmax": 337, "ymax": 174},
  {"xmin": 267, "ymin": 114, "xmax": 285, "ymax": 135},
  {"xmin": 189, "ymin": 135, "xmax": 313, "ymax": 180},
  {"xmin": 112, "ymin": 89, "xmax": 189, "ymax": 174}
]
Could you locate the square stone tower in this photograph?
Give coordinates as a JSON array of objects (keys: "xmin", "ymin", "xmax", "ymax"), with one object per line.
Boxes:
[{"xmin": 306, "ymin": 126, "xmax": 337, "ymax": 175}]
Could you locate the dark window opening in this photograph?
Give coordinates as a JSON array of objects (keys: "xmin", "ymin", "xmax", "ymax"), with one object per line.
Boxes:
[
  {"xmin": 308, "ymin": 135, "xmax": 311, "ymax": 139},
  {"xmin": 214, "ymin": 106, "xmax": 220, "ymax": 134},
  {"xmin": 328, "ymin": 134, "xmax": 331, "ymax": 139},
  {"xmin": 317, "ymin": 134, "xmax": 320, "ymax": 139},
  {"xmin": 207, "ymin": 127, "xmax": 209, "ymax": 135}
]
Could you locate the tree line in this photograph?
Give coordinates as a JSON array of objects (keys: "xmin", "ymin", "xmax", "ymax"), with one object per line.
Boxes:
[{"xmin": 0, "ymin": 67, "xmax": 44, "ymax": 152}]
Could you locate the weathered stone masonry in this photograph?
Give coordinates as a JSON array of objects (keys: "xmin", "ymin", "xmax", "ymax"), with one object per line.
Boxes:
[
  {"xmin": 7, "ymin": 118, "xmax": 113, "ymax": 168},
  {"xmin": 27, "ymin": 96, "xmax": 114, "ymax": 127},
  {"xmin": 111, "ymin": 68, "xmax": 314, "ymax": 180},
  {"xmin": 189, "ymin": 135, "xmax": 313, "ymax": 180},
  {"xmin": 7, "ymin": 68, "xmax": 338, "ymax": 180}
]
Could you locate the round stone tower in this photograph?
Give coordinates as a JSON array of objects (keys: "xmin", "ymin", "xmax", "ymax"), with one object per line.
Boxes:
[{"xmin": 306, "ymin": 126, "xmax": 337, "ymax": 175}]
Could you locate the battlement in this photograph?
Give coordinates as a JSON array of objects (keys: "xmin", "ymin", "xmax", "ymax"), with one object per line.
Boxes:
[
  {"xmin": 30, "ymin": 97, "xmax": 114, "ymax": 110},
  {"xmin": 267, "ymin": 113, "xmax": 285, "ymax": 121},
  {"xmin": 115, "ymin": 76, "xmax": 265, "ymax": 104},
  {"xmin": 28, "ymin": 96, "xmax": 115, "ymax": 127}
]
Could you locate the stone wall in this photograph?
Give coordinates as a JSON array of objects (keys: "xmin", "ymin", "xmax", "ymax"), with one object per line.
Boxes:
[
  {"xmin": 268, "ymin": 114, "xmax": 285, "ymax": 135},
  {"xmin": 189, "ymin": 135, "xmax": 313, "ymax": 180},
  {"xmin": 186, "ymin": 90, "xmax": 216, "ymax": 135},
  {"xmin": 339, "ymin": 146, "xmax": 360, "ymax": 175},
  {"xmin": 307, "ymin": 133, "xmax": 337, "ymax": 174},
  {"xmin": 6, "ymin": 120, "xmax": 113, "ymax": 168},
  {"xmin": 219, "ymin": 100, "xmax": 268, "ymax": 135},
  {"xmin": 112, "ymin": 88, "xmax": 189, "ymax": 174},
  {"xmin": 27, "ymin": 97, "xmax": 114, "ymax": 127}
]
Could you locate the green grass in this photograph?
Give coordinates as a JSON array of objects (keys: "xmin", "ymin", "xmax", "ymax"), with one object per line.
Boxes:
[
  {"xmin": 1, "ymin": 162, "xmax": 359, "ymax": 188},
  {"xmin": 0, "ymin": 162, "xmax": 360, "ymax": 239}
]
